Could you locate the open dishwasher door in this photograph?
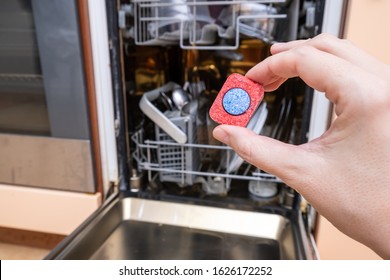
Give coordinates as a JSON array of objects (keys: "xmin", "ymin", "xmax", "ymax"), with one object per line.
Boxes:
[
  {"xmin": 46, "ymin": 0, "xmax": 346, "ymax": 260},
  {"xmin": 46, "ymin": 193, "xmax": 317, "ymax": 259}
]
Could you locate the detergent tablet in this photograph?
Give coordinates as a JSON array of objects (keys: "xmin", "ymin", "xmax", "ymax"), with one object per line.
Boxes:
[{"xmin": 209, "ymin": 73, "xmax": 264, "ymax": 127}]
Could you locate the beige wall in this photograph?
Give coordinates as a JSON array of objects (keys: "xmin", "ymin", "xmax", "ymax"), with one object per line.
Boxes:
[
  {"xmin": 316, "ymin": 217, "xmax": 382, "ymax": 260},
  {"xmin": 315, "ymin": 0, "xmax": 389, "ymax": 260},
  {"xmin": 344, "ymin": 0, "xmax": 390, "ymax": 64}
]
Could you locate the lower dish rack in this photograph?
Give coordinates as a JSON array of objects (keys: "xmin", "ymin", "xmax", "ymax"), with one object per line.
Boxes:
[{"xmin": 131, "ymin": 126, "xmax": 282, "ymax": 195}]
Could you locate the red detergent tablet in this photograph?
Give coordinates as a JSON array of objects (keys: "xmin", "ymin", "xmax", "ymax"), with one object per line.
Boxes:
[{"xmin": 209, "ymin": 73, "xmax": 264, "ymax": 127}]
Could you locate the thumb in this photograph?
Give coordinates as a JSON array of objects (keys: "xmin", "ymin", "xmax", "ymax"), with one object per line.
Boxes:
[{"xmin": 212, "ymin": 125, "xmax": 318, "ymax": 188}]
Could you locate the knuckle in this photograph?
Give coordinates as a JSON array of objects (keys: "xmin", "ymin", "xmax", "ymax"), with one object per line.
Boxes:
[
  {"xmin": 312, "ymin": 33, "xmax": 353, "ymax": 53},
  {"xmin": 292, "ymin": 44, "xmax": 315, "ymax": 59},
  {"xmin": 340, "ymin": 37, "xmax": 353, "ymax": 47},
  {"xmin": 313, "ymin": 33, "xmax": 343, "ymax": 51},
  {"xmin": 315, "ymin": 32, "xmax": 334, "ymax": 42}
]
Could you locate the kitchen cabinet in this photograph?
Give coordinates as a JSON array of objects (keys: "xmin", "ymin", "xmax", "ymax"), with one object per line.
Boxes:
[
  {"xmin": 0, "ymin": 184, "xmax": 101, "ymax": 237},
  {"xmin": 0, "ymin": 0, "xmax": 104, "ymax": 243}
]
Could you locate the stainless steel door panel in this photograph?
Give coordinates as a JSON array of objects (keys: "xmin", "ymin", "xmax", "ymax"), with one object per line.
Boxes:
[
  {"xmin": 47, "ymin": 196, "xmax": 315, "ymax": 259},
  {"xmin": 0, "ymin": 0, "xmax": 96, "ymax": 192},
  {"xmin": 0, "ymin": 134, "xmax": 95, "ymax": 192}
]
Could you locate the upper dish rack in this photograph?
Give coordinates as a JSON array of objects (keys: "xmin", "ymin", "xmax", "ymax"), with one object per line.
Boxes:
[{"xmin": 131, "ymin": 0, "xmax": 287, "ymax": 49}]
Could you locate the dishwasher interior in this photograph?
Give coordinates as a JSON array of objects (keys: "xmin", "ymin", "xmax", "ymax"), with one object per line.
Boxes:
[
  {"xmin": 125, "ymin": 0, "xmax": 319, "ymax": 201},
  {"xmin": 47, "ymin": 0, "xmax": 329, "ymax": 260}
]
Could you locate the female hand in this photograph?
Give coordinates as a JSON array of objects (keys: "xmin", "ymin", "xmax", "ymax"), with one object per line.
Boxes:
[{"xmin": 213, "ymin": 33, "xmax": 390, "ymax": 259}]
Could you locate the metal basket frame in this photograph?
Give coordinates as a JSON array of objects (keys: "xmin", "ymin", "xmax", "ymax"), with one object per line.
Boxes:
[
  {"xmin": 133, "ymin": 0, "xmax": 287, "ymax": 49},
  {"xmin": 131, "ymin": 128, "xmax": 282, "ymax": 187}
]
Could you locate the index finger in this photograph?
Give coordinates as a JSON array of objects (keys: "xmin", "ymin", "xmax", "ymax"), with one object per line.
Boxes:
[
  {"xmin": 271, "ymin": 34, "xmax": 390, "ymax": 81},
  {"xmin": 245, "ymin": 44, "xmax": 370, "ymax": 107}
]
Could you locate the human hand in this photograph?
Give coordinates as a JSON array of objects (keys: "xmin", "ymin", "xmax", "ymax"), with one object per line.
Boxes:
[{"xmin": 213, "ymin": 33, "xmax": 390, "ymax": 259}]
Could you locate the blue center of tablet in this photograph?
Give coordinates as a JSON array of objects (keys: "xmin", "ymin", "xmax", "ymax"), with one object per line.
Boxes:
[{"xmin": 222, "ymin": 88, "xmax": 250, "ymax": 115}]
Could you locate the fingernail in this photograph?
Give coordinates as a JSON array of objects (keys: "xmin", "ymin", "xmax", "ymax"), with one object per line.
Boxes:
[{"xmin": 213, "ymin": 126, "xmax": 230, "ymax": 144}]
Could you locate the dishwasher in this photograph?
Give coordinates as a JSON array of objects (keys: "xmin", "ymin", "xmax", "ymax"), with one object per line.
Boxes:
[{"xmin": 46, "ymin": 0, "xmax": 347, "ymax": 260}]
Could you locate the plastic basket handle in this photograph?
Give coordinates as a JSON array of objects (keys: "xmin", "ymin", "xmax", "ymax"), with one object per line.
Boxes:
[{"xmin": 139, "ymin": 82, "xmax": 188, "ymax": 144}]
